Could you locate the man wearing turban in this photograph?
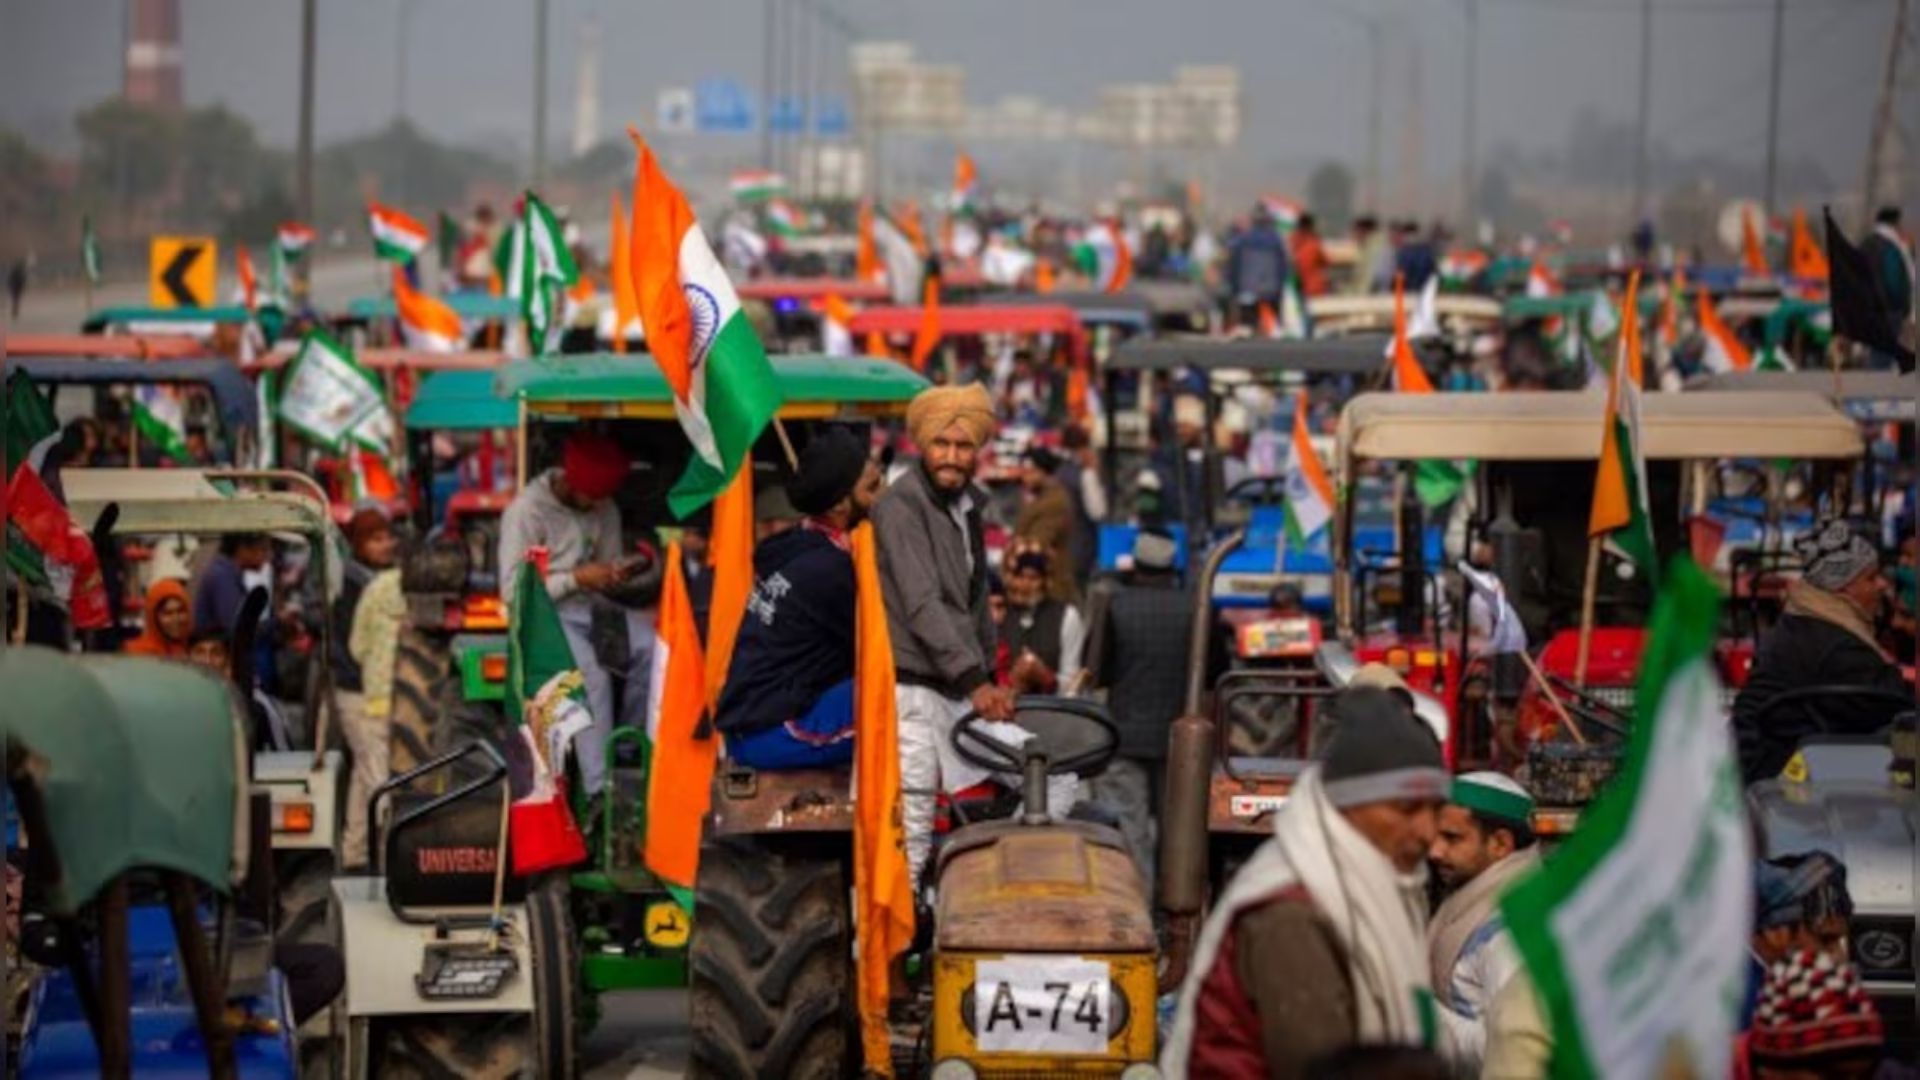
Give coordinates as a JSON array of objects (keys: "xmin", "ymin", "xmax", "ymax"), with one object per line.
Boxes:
[
  {"xmin": 874, "ymin": 382, "xmax": 1015, "ymax": 887},
  {"xmin": 1732, "ymin": 518, "xmax": 1910, "ymax": 783},
  {"xmin": 498, "ymin": 429, "xmax": 651, "ymax": 795}
]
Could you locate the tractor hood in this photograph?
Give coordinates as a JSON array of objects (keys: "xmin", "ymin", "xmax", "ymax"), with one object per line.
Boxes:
[
  {"xmin": 1746, "ymin": 741, "xmax": 1916, "ymax": 919},
  {"xmin": 935, "ymin": 822, "xmax": 1155, "ymax": 954}
]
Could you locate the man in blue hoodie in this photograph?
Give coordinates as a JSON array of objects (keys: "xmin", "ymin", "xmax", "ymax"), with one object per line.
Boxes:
[
  {"xmin": 1226, "ymin": 204, "xmax": 1290, "ymax": 330},
  {"xmin": 716, "ymin": 426, "xmax": 882, "ymax": 768}
]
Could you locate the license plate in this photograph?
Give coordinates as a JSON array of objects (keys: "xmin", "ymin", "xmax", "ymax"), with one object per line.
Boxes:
[
  {"xmin": 1230, "ymin": 794, "xmax": 1288, "ymax": 818},
  {"xmin": 973, "ymin": 955, "xmax": 1111, "ymax": 1055}
]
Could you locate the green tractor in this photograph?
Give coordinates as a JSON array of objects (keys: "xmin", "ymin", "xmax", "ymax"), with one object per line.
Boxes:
[{"xmin": 395, "ymin": 352, "xmax": 928, "ymax": 1047}]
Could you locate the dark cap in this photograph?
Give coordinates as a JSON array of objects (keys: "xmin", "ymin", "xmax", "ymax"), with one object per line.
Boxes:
[
  {"xmin": 787, "ymin": 426, "xmax": 868, "ymax": 515},
  {"xmin": 1317, "ymin": 687, "xmax": 1448, "ymax": 808}
]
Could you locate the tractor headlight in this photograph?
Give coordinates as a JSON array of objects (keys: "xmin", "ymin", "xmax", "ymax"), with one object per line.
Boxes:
[{"xmin": 929, "ymin": 1060, "xmax": 978, "ymax": 1080}]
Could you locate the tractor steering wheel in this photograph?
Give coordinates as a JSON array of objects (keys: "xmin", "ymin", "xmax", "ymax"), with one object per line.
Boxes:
[
  {"xmin": 1226, "ymin": 475, "xmax": 1289, "ymax": 508},
  {"xmin": 951, "ymin": 695, "xmax": 1120, "ymax": 780}
]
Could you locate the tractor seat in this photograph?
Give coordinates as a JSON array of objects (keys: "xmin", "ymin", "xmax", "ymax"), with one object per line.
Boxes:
[
  {"xmin": 934, "ymin": 822, "xmax": 1154, "ymax": 954},
  {"xmin": 384, "ymin": 789, "xmax": 527, "ymax": 911}
]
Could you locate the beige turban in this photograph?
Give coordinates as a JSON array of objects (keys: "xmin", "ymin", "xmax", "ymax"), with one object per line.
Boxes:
[{"xmin": 907, "ymin": 382, "xmax": 997, "ymax": 448}]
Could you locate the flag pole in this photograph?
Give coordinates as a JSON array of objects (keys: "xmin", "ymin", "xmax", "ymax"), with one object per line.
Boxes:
[
  {"xmin": 1517, "ymin": 648, "xmax": 1587, "ymax": 747},
  {"xmin": 1575, "ymin": 535, "xmax": 1602, "ymax": 686},
  {"xmin": 770, "ymin": 416, "xmax": 800, "ymax": 471}
]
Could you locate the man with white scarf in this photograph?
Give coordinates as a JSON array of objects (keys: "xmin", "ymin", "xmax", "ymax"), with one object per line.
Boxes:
[
  {"xmin": 1162, "ymin": 688, "xmax": 1456, "ymax": 1079},
  {"xmin": 1426, "ymin": 771, "xmax": 1541, "ymax": 1071}
]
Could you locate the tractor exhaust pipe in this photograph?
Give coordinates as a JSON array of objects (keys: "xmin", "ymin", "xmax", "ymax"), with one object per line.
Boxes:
[{"xmin": 1157, "ymin": 529, "xmax": 1244, "ymax": 992}]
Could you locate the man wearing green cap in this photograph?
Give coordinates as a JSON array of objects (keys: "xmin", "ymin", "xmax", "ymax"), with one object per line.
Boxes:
[{"xmin": 1426, "ymin": 771, "xmax": 1541, "ymax": 1069}]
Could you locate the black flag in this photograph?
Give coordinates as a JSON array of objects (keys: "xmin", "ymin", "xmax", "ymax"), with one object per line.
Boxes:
[{"xmin": 1823, "ymin": 207, "xmax": 1914, "ymax": 370}]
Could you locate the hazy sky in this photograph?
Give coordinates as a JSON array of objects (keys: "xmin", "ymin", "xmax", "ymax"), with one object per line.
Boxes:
[{"xmin": 1, "ymin": 0, "xmax": 1909, "ymax": 198}]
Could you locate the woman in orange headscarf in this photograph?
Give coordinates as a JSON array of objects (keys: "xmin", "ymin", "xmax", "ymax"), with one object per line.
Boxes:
[{"xmin": 124, "ymin": 579, "xmax": 193, "ymax": 658}]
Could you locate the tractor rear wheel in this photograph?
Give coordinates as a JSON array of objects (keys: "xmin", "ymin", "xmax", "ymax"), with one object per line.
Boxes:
[
  {"xmin": 390, "ymin": 633, "xmax": 451, "ymax": 776},
  {"xmin": 688, "ymin": 837, "xmax": 854, "ymax": 1080}
]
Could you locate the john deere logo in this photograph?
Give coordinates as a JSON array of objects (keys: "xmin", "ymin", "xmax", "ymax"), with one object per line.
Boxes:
[
  {"xmin": 643, "ymin": 901, "xmax": 690, "ymax": 948},
  {"xmin": 683, "ymin": 283, "xmax": 721, "ymax": 370}
]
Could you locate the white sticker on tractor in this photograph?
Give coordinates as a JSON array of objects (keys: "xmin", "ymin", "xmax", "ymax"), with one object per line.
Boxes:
[
  {"xmin": 1230, "ymin": 794, "xmax": 1289, "ymax": 818},
  {"xmin": 974, "ymin": 955, "xmax": 1111, "ymax": 1056}
]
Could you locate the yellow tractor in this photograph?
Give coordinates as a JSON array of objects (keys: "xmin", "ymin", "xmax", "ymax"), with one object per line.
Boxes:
[{"xmin": 693, "ymin": 697, "xmax": 1162, "ymax": 1078}]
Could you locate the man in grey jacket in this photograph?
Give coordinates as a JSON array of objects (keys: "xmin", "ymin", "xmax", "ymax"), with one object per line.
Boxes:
[{"xmin": 874, "ymin": 383, "xmax": 1014, "ymax": 887}]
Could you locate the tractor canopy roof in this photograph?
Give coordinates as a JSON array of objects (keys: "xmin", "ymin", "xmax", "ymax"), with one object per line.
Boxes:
[
  {"xmin": 735, "ymin": 278, "xmax": 891, "ymax": 303},
  {"xmin": 845, "ymin": 303, "xmax": 1085, "ymax": 339},
  {"xmin": 1684, "ymin": 368, "xmax": 1914, "ymax": 406},
  {"xmin": 1308, "ymin": 293, "xmax": 1502, "ymax": 331},
  {"xmin": 1108, "ymin": 334, "xmax": 1388, "ymax": 375},
  {"xmin": 81, "ymin": 305, "xmax": 254, "ymax": 333},
  {"xmin": 4, "ymin": 647, "xmax": 246, "ymax": 914},
  {"xmin": 345, "ymin": 292, "xmax": 519, "ymax": 321},
  {"xmin": 245, "ymin": 347, "xmax": 505, "ymax": 374},
  {"xmin": 405, "ymin": 368, "xmax": 518, "ymax": 431},
  {"xmin": 6, "ymin": 357, "xmax": 258, "ymax": 435},
  {"xmin": 5, "ymin": 334, "xmax": 210, "ymax": 360},
  {"xmin": 1500, "ymin": 291, "xmax": 1663, "ymax": 322},
  {"xmin": 1340, "ymin": 390, "xmax": 1863, "ymax": 463},
  {"xmin": 1001, "ymin": 290, "xmax": 1154, "ymax": 331},
  {"xmin": 500, "ymin": 352, "xmax": 929, "ymax": 420}
]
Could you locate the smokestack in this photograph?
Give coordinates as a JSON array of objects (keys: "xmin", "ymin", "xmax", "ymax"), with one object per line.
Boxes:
[
  {"xmin": 572, "ymin": 17, "xmax": 600, "ymax": 158},
  {"xmin": 125, "ymin": 0, "xmax": 183, "ymax": 110}
]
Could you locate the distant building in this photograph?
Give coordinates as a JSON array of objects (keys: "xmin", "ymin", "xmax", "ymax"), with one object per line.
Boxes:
[{"xmin": 125, "ymin": 0, "xmax": 183, "ymax": 110}]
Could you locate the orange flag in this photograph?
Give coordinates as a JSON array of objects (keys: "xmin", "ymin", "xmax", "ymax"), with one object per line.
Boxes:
[
  {"xmin": 642, "ymin": 539, "xmax": 714, "ymax": 905},
  {"xmin": 609, "ymin": 193, "xmax": 638, "ymax": 353},
  {"xmin": 1034, "ymin": 257, "xmax": 1056, "ymax": 294},
  {"xmin": 704, "ymin": 462, "xmax": 754, "ymax": 707},
  {"xmin": 1740, "ymin": 207, "xmax": 1770, "ymax": 275},
  {"xmin": 1257, "ymin": 300, "xmax": 1279, "ymax": 338},
  {"xmin": 864, "ymin": 331, "xmax": 891, "ymax": 359},
  {"xmin": 851, "ymin": 522, "xmax": 914, "ymax": 1075},
  {"xmin": 909, "ymin": 274, "xmax": 941, "ymax": 372},
  {"xmin": 1789, "ymin": 206, "xmax": 1829, "ymax": 281},
  {"xmin": 1658, "ymin": 269, "xmax": 1684, "ymax": 347},
  {"xmin": 236, "ymin": 246, "xmax": 258, "ymax": 312},
  {"xmin": 1390, "ymin": 274, "xmax": 1435, "ymax": 392},
  {"xmin": 896, "ymin": 202, "xmax": 928, "ymax": 258},
  {"xmin": 856, "ymin": 200, "xmax": 881, "ymax": 284}
]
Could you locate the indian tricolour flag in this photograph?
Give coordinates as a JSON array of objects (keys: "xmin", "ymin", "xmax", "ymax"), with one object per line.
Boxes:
[
  {"xmin": 1502, "ymin": 557, "xmax": 1748, "ymax": 1080},
  {"xmin": 729, "ymin": 168, "xmax": 786, "ymax": 202},
  {"xmin": 1281, "ymin": 393, "xmax": 1333, "ymax": 544},
  {"xmin": 1261, "ymin": 194, "xmax": 1303, "ymax": 231},
  {"xmin": 820, "ymin": 292, "xmax": 855, "ymax": 357},
  {"xmin": 277, "ymin": 222, "xmax": 316, "ymax": 261},
  {"xmin": 1590, "ymin": 270, "xmax": 1659, "ymax": 583},
  {"xmin": 628, "ymin": 129, "xmax": 783, "ymax": 516},
  {"xmin": 392, "ymin": 266, "xmax": 464, "ymax": 352},
  {"xmin": 952, "ymin": 152, "xmax": 978, "ymax": 212},
  {"xmin": 764, "ymin": 197, "xmax": 803, "ymax": 239},
  {"xmin": 1387, "ymin": 274, "xmax": 1470, "ymax": 507},
  {"xmin": 1696, "ymin": 290, "xmax": 1751, "ymax": 373},
  {"xmin": 1527, "ymin": 258, "xmax": 1561, "ymax": 298},
  {"xmin": 368, "ymin": 202, "xmax": 430, "ymax": 264},
  {"xmin": 874, "ymin": 208, "xmax": 923, "ymax": 305},
  {"xmin": 1084, "ymin": 220, "xmax": 1133, "ymax": 294},
  {"xmin": 132, "ymin": 384, "xmax": 193, "ymax": 464}
]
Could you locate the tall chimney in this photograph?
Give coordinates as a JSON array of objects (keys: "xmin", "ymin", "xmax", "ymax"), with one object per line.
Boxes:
[{"xmin": 125, "ymin": 0, "xmax": 183, "ymax": 110}]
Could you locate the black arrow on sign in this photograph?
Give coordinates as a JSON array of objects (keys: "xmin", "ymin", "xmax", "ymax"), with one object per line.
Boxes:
[{"xmin": 160, "ymin": 244, "xmax": 204, "ymax": 307}]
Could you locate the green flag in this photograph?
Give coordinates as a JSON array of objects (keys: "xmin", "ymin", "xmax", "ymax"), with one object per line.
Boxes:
[
  {"xmin": 437, "ymin": 210, "xmax": 462, "ymax": 271},
  {"xmin": 506, "ymin": 556, "xmax": 587, "ymax": 729},
  {"xmin": 5, "ymin": 368, "xmax": 59, "ymax": 474},
  {"xmin": 1500, "ymin": 558, "xmax": 1749, "ymax": 1079},
  {"xmin": 81, "ymin": 215, "xmax": 102, "ymax": 286},
  {"xmin": 508, "ymin": 192, "xmax": 579, "ymax": 356}
]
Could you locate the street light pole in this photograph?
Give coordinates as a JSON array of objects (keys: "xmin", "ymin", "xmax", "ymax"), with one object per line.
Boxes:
[
  {"xmin": 1366, "ymin": 20, "xmax": 1384, "ymax": 215},
  {"xmin": 296, "ymin": 0, "xmax": 316, "ymax": 291},
  {"xmin": 532, "ymin": 0, "xmax": 549, "ymax": 188},
  {"xmin": 394, "ymin": 0, "xmax": 413, "ymax": 204},
  {"xmin": 762, "ymin": 0, "xmax": 776, "ymax": 170},
  {"xmin": 1762, "ymin": 0, "xmax": 1785, "ymax": 216},
  {"xmin": 1632, "ymin": 0, "xmax": 1652, "ymax": 226},
  {"xmin": 1461, "ymin": 0, "xmax": 1479, "ymax": 229}
]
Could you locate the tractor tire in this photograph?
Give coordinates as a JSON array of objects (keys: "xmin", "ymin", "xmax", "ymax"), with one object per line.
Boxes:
[
  {"xmin": 688, "ymin": 837, "xmax": 855, "ymax": 1080},
  {"xmin": 375, "ymin": 1013, "xmax": 531, "ymax": 1080},
  {"xmin": 430, "ymin": 664, "xmax": 507, "ymax": 763},
  {"xmin": 389, "ymin": 633, "xmax": 451, "ymax": 776},
  {"xmin": 526, "ymin": 879, "xmax": 581, "ymax": 1079}
]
